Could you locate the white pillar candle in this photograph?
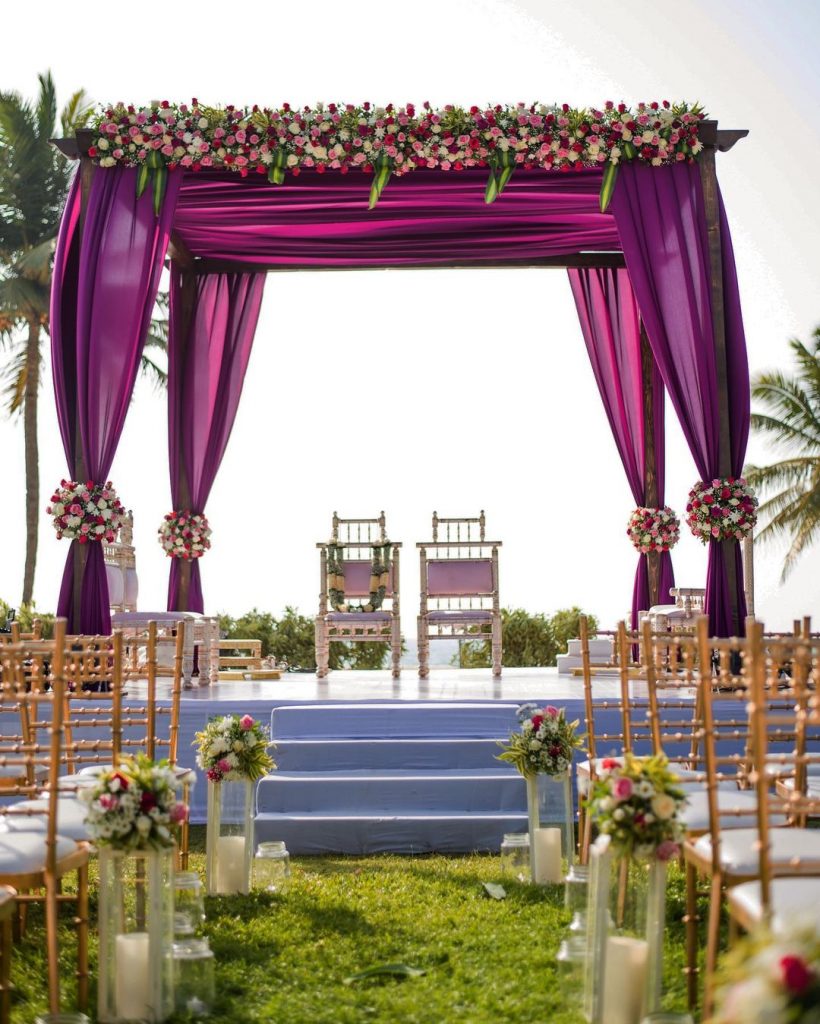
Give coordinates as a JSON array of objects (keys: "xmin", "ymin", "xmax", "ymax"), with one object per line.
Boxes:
[
  {"xmin": 115, "ymin": 932, "xmax": 151, "ymax": 1021},
  {"xmin": 215, "ymin": 835, "xmax": 247, "ymax": 893},
  {"xmin": 602, "ymin": 935, "xmax": 649, "ymax": 1024},
  {"xmin": 533, "ymin": 828, "xmax": 563, "ymax": 884}
]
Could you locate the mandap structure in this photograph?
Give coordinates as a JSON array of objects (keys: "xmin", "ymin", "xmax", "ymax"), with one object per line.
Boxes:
[{"xmin": 49, "ymin": 100, "xmax": 749, "ymax": 638}]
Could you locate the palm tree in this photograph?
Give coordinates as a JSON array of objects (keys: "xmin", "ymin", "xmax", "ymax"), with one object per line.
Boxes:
[
  {"xmin": 0, "ymin": 72, "xmax": 92, "ymax": 605},
  {"xmin": 744, "ymin": 327, "xmax": 820, "ymax": 580}
]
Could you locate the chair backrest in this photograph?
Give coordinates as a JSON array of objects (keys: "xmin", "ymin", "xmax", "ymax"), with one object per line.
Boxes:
[
  {"xmin": 318, "ymin": 513, "xmax": 401, "ymax": 612},
  {"xmin": 0, "ymin": 620, "xmax": 67, "ymax": 867},
  {"xmin": 331, "ymin": 511, "xmax": 386, "ymax": 545},
  {"xmin": 578, "ymin": 617, "xmax": 636, "ymax": 766},
  {"xmin": 418, "ymin": 512, "xmax": 500, "ymax": 614}
]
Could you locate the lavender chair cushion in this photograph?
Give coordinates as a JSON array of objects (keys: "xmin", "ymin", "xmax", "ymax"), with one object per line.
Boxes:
[
  {"xmin": 339, "ymin": 561, "xmax": 394, "ymax": 598},
  {"xmin": 426, "ymin": 610, "xmax": 493, "ymax": 623},
  {"xmin": 427, "ymin": 560, "xmax": 493, "ymax": 597},
  {"xmin": 327, "ymin": 612, "xmax": 392, "ymax": 624}
]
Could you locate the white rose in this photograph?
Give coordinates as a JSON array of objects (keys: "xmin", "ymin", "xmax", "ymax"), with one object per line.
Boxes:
[
  {"xmin": 136, "ymin": 815, "xmax": 152, "ymax": 835},
  {"xmin": 198, "ymin": 117, "xmax": 209, "ymax": 130},
  {"xmin": 651, "ymin": 794, "xmax": 676, "ymax": 820}
]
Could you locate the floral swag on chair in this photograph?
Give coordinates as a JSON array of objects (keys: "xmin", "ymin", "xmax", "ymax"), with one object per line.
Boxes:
[{"xmin": 327, "ymin": 541, "xmax": 392, "ymax": 613}]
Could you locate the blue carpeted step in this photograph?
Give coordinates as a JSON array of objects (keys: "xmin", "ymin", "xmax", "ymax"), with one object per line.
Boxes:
[
  {"xmin": 255, "ymin": 768, "xmax": 526, "ymax": 815},
  {"xmin": 273, "ymin": 737, "xmax": 512, "ymax": 772},
  {"xmin": 253, "ymin": 810, "xmax": 529, "ymax": 855},
  {"xmin": 270, "ymin": 702, "xmax": 522, "ymax": 740}
]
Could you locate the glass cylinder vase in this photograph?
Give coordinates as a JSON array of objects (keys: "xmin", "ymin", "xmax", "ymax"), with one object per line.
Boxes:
[
  {"xmin": 253, "ymin": 841, "xmax": 291, "ymax": 892},
  {"xmin": 206, "ymin": 779, "xmax": 254, "ymax": 896},
  {"xmin": 526, "ymin": 772, "xmax": 575, "ymax": 884},
  {"xmin": 173, "ymin": 871, "xmax": 205, "ymax": 936},
  {"xmin": 97, "ymin": 847, "xmax": 175, "ymax": 1023},
  {"xmin": 499, "ymin": 832, "xmax": 530, "ymax": 882},
  {"xmin": 583, "ymin": 837, "xmax": 667, "ymax": 1024}
]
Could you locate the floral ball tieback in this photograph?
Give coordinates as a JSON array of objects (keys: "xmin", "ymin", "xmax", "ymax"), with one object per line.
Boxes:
[
  {"xmin": 626, "ymin": 506, "xmax": 680, "ymax": 554},
  {"xmin": 158, "ymin": 510, "xmax": 212, "ymax": 559},
  {"xmin": 685, "ymin": 477, "xmax": 758, "ymax": 543},
  {"xmin": 48, "ymin": 479, "xmax": 126, "ymax": 543}
]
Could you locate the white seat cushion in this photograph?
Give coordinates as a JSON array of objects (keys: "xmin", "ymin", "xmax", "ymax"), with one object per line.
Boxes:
[
  {"xmin": 55, "ymin": 774, "xmax": 99, "ymax": 792},
  {"xmin": 779, "ymin": 776, "xmax": 820, "ymax": 798},
  {"xmin": 4, "ymin": 798, "xmax": 91, "ymax": 841},
  {"xmin": 728, "ymin": 877, "xmax": 820, "ymax": 932},
  {"xmin": 0, "ymin": 831, "xmax": 79, "ymax": 873},
  {"xmin": 680, "ymin": 788, "xmax": 770, "ymax": 832},
  {"xmin": 693, "ymin": 827, "xmax": 820, "ymax": 873}
]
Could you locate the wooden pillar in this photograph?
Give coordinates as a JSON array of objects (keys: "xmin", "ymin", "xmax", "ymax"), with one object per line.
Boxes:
[
  {"xmin": 699, "ymin": 120, "xmax": 741, "ymax": 635},
  {"xmin": 71, "ymin": 129, "xmax": 95, "ymax": 633},
  {"xmin": 640, "ymin": 322, "xmax": 661, "ymax": 609},
  {"xmin": 170, "ymin": 261, "xmax": 198, "ymax": 611}
]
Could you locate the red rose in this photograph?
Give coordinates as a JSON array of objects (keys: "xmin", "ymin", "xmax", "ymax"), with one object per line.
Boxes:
[
  {"xmin": 702, "ymin": 494, "xmax": 714, "ymax": 505},
  {"xmin": 720, "ymin": 487, "xmax": 731, "ymax": 499},
  {"xmin": 779, "ymin": 954, "xmax": 813, "ymax": 995},
  {"xmin": 140, "ymin": 791, "xmax": 157, "ymax": 812},
  {"xmin": 530, "ymin": 714, "xmax": 544, "ymax": 731}
]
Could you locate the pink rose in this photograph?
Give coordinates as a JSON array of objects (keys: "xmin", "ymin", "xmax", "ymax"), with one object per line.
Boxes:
[
  {"xmin": 656, "ymin": 840, "xmax": 680, "ymax": 862},
  {"xmin": 240, "ymin": 715, "xmax": 255, "ymax": 731},
  {"xmin": 170, "ymin": 803, "xmax": 189, "ymax": 823},
  {"xmin": 217, "ymin": 758, "xmax": 232, "ymax": 774},
  {"xmin": 612, "ymin": 777, "xmax": 633, "ymax": 802},
  {"xmin": 544, "ymin": 706, "xmax": 559, "ymax": 719}
]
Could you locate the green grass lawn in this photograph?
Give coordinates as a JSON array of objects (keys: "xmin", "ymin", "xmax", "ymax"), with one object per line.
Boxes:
[{"xmin": 13, "ymin": 831, "xmax": 702, "ymax": 1023}]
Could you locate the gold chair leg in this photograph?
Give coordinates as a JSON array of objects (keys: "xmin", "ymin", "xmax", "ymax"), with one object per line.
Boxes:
[
  {"xmin": 684, "ymin": 861, "xmax": 701, "ymax": 1011},
  {"xmin": 0, "ymin": 915, "xmax": 11, "ymax": 1024},
  {"xmin": 45, "ymin": 876, "xmax": 61, "ymax": 1014},
  {"xmin": 76, "ymin": 864, "xmax": 89, "ymax": 1011},
  {"xmin": 702, "ymin": 872, "xmax": 724, "ymax": 1019}
]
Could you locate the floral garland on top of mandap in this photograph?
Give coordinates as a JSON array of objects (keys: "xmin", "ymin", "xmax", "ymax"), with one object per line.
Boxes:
[
  {"xmin": 497, "ymin": 703, "xmax": 583, "ymax": 777},
  {"xmin": 712, "ymin": 920, "xmax": 820, "ymax": 1024},
  {"xmin": 158, "ymin": 510, "xmax": 212, "ymax": 559},
  {"xmin": 78, "ymin": 754, "xmax": 188, "ymax": 850},
  {"xmin": 685, "ymin": 476, "xmax": 758, "ymax": 544},
  {"xmin": 194, "ymin": 713, "xmax": 275, "ymax": 783},
  {"xmin": 86, "ymin": 99, "xmax": 706, "ymax": 213},
  {"xmin": 626, "ymin": 505, "xmax": 680, "ymax": 554},
  {"xmin": 586, "ymin": 753, "xmax": 687, "ymax": 861},
  {"xmin": 47, "ymin": 479, "xmax": 126, "ymax": 543},
  {"xmin": 327, "ymin": 541, "xmax": 392, "ymax": 614}
]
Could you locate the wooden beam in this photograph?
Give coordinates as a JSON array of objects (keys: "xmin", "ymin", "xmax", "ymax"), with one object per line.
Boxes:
[
  {"xmin": 640, "ymin": 322, "xmax": 661, "ymax": 609},
  {"xmin": 172, "ymin": 269, "xmax": 198, "ymax": 612},
  {"xmin": 167, "ymin": 232, "xmax": 196, "ymax": 270},
  {"xmin": 193, "ymin": 251, "xmax": 628, "ymax": 275},
  {"xmin": 699, "ymin": 119, "xmax": 740, "ymax": 634}
]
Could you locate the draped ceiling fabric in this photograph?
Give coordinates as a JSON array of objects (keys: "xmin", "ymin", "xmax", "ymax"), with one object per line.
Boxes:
[
  {"xmin": 50, "ymin": 168, "xmax": 180, "ymax": 634},
  {"xmin": 568, "ymin": 267, "xmax": 675, "ymax": 629},
  {"xmin": 609, "ymin": 162, "xmax": 750, "ymax": 636},
  {"xmin": 50, "ymin": 159, "xmax": 749, "ymax": 636},
  {"xmin": 167, "ymin": 268, "xmax": 265, "ymax": 613}
]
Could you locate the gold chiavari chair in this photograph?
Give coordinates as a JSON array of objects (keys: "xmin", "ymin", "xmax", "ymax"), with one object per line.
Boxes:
[
  {"xmin": 725, "ymin": 625, "xmax": 820, "ymax": 941},
  {"xmin": 0, "ymin": 620, "xmax": 91, "ymax": 1013}
]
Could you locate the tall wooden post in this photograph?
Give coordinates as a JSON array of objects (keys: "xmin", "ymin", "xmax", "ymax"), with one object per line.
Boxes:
[
  {"xmin": 71, "ymin": 129, "xmax": 95, "ymax": 633},
  {"xmin": 169, "ymin": 262, "xmax": 197, "ymax": 611},
  {"xmin": 640, "ymin": 323, "xmax": 661, "ymax": 609},
  {"xmin": 699, "ymin": 120, "xmax": 741, "ymax": 635}
]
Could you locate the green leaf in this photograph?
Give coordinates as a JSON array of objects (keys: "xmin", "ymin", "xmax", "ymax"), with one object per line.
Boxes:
[
  {"xmin": 484, "ymin": 169, "xmax": 499, "ymax": 204},
  {"xmin": 152, "ymin": 166, "xmax": 167, "ymax": 216},
  {"xmin": 136, "ymin": 164, "xmax": 150, "ymax": 199},
  {"xmin": 599, "ymin": 161, "xmax": 619, "ymax": 213},
  {"xmin": 343, "ymin": 963, "xmax": 426, "ymax": 985},
  {"xmin": 496, "ymin": 162, "xmax": 514, "ymax": 197},
  {"xmin": 623, "ymin": 140, "xmax": 637, "ymax": 160},
  {"xmin": 368, "ymin": 156, "xmax": 392, "ymax": 210},
  {"xmin": 482, "ymin": 882, "xmax": 507, "ymax": 900}
]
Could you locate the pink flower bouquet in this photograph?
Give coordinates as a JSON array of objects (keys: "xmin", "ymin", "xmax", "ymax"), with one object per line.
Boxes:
[
  {"xmin": 47, "ymin": 479, "xmax": 126, "ymax": 544},
  {"xmin": 626, "ymin": 505, "xmax": 680, "ymax": 554},
  {"xmin": 685, "ymin": 477, "xmax": 758, "ymax": 544}
]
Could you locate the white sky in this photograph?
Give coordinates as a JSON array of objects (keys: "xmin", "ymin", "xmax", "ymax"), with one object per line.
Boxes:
[{"xmin": 1, "ymin": 0, "xmax": 819, "ymax": 630}]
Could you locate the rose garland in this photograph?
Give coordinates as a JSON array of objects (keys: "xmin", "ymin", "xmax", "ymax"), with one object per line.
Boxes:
[
  {"xmin": 585, "ymin": 753, "xmax": 687, "ymax": 861},
  {"xmin": 78, "ymin": 754, "xmax": 188, "ymax": 851},
  {"xmin": 194, "ymin": 713, "xmax": 275, "ymax": 782},
  {"xmin": 497, "ymin": 703, "xmax": 583, "ymax": 777},
  {"xmin": 685, "ymin": 477, "xmax": 758, "ymax": 543},
  {"xmin": 87, "ymin": 99, "xmax": 705, "ymax": 213},
  {"xmin": 712, "ymin": 921, "xmax": 820, "ymax": 1023},
  {"xmin": 327, "ymin": 542, "xmax": 392, "ymax": 613},
  {"xmin": 47, "ymin": 479, "xmax": 126, "ymax": 543},
  {"xmin": 158, "ymin": 510, "xmax": 211, "ymax": 559},
  {"xmin": 626, "ymin": 505, "xmax": 680, "ymax": 554}
]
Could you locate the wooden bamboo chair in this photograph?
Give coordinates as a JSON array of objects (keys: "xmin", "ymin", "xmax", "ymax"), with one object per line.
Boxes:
[
  {"xmin": 417, "ymin": 511, "xmax": 502, "ymax": 678},
  {"xmin": 0, "ymin": 620, "xmax": 91, "ymax": 1013},
  {"xmin": 724, "ymin": 625, "xmax": 820, "ymax": 940},
  {"xmin": 315, "ymin": 512, "xmax": 402, "ymax": 678}
]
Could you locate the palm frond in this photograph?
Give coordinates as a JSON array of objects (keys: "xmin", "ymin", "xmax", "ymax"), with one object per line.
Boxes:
[
  {"xmin": 1, "ymin": 343, "xmax": 28, "ymax": 416},
  {"xmin": 13, "ymin": 237, "xmax": 56, "ymax": 284},
  {"xmin": 0, "ymin": 275, "xmax": 45, "ymax": 319},
  {"xmin": 35, "ymin": 72, "xmax": 57, "ymax": 141},
  {"xmin": 138, "ymin": 352, "xmax": 167, "ymax": 391},
  {"xmin": 60, "ymin": 88, "xmax": 93, "ymax": 134}
]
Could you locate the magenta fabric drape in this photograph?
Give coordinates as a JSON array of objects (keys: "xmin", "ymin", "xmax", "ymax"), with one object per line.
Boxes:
[
  {"xmin": 568, "ymin": 267, "xmax": 675, "ymax": 628},
  {"xmin": 610, "ymin": 162, "xmax": 750, "ymax": 636},
  {"xmin": 51, "ymin": 168, "xmax": 181, "ymax": 633},
  {"xmin": 166, "ymin": 268, "xmax": 265, "ymax": 612},
  {"xmin": 172, "ymin": 167, "xmax": 620, "ymax": 265}
]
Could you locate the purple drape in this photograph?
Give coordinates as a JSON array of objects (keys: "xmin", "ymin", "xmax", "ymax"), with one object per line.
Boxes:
[
  {"xmin": 51, "ymin": 168, "xmax": 181, "ymax": 633},
  {"xmin": 172, "ymin": 167, "xmax": 619, "ymax": 265},
  {"xmin": 569, "ymin": 267, "xmax": 675, "ymax": 627},
  {"xmin": 610, "ymin": 162, "xmax": 750, "ymax": 636},
  {"xmin": 166, "ymin": 268, "xmax": 265, "ymax": 612}
]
